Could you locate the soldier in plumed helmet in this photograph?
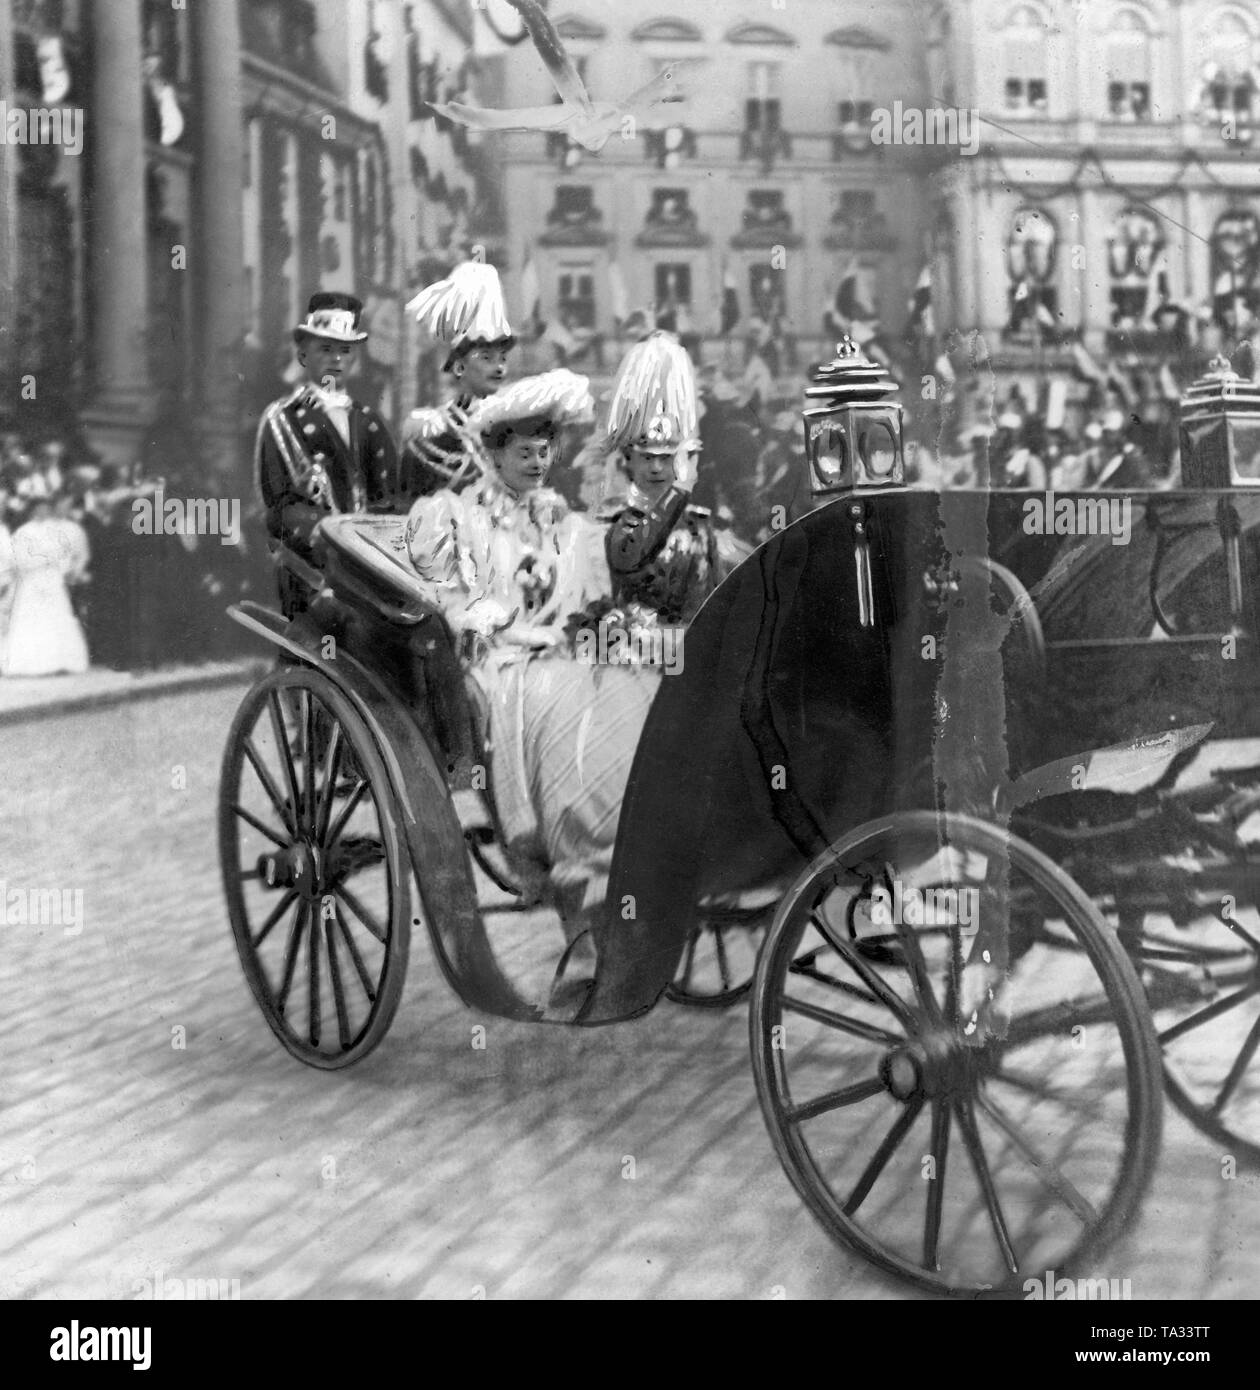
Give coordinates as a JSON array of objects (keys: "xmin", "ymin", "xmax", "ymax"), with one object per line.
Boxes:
[
  {"xmin": 400, "ymin": 260, "xmax": 516, "ymax": 501},
  {"xmin": 255, "ymin": 292, "xmax": 399, "ymax": 619}
]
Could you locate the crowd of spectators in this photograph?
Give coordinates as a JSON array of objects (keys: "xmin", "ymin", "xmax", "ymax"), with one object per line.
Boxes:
[{"xmin": 0, "ymin": 420, "xmax": 264, "ymax": 676}]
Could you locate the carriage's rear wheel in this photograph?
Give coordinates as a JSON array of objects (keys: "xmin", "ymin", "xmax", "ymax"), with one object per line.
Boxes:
[
  {"xmin": 666, "ymin": 904, "xmax": 773, "ymax": 1008},
  {"xmin": 1130, "ymin": 907, "xmax": 1260, "ymax": 1164},
  {"xmin": 751, "ymin": 811, "xmax": 1162, "ymax": 1297},
  {"xmin": 220, "ymin": 667, "xmax": 411, "ymax": 1069}
]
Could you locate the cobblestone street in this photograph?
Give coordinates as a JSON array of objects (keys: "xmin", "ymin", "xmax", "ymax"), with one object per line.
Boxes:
[{"xmin": 1, "ymin": 683, "xmax": 1258, "ymax": 1300}]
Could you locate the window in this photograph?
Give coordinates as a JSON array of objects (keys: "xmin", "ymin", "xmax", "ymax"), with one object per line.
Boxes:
[
  {"xmin": 1211, "ymin": 209, "xmax": 1260, "ymax": 334},
  {"xmin": 1108, "ymin": 208, "xmax": 1164, "ymax": 329},
  {"xmin": 745, "ymin": 62, "xmax": 782, "ymax": 133},
  {"xmin": 554, "ymin": 186, "xmax": 596, "ymax": 221},
  {"xmin": 1005, "ymin": 206, "xmax": 1058, "ymax": 337},
  {"xmin": 1105, "ymin": 10, "xmax": 1153, "ymax": 120},
  {"xmin": 558, "ymin": 269, "xmax": 596, "ymax": 329},
  {"xmin": 646, "ymin": 188, "xmax": 697, "ymax": 230},
  {"xmin": 655, "ymin": 263, "xmax": 692, "ymax": 309},
  {"xmin": 749, "ymin": 265, "xmax": 785, "ymax": 319},
  {"xmin": 1196, "ymin": 12, "xmax": 1258, "ymax": 130},
  {"xmin": 743, "ymin": 190, "xmax": 791, "ymax": 233},
  {"xmin": 1003, "ymin": 5, "xmax": 1049, "ymax": 114}
]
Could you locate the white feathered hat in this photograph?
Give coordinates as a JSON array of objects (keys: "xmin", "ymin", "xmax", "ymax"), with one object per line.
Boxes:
[
  {"xmin": 406, "ymin": 260, "xmax": 514, "ymax": 349},
  {"xmin": 468, "ymin": 369, "xmax": 594, "ymax": 438},
  {"xmin": 603, "ymin": 331, "xmax": 699, "ymax": 455}
]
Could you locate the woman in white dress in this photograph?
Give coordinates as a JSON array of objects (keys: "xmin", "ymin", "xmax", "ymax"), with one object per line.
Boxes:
[{"xmin": 2, "ymin": 498, "xmax": 90, "ymax": 676}]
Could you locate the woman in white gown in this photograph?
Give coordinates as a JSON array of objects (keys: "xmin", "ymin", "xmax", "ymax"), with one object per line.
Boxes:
[{"xmin": 2, "ymin": 498, "xmax": 90, "ymax": 676}]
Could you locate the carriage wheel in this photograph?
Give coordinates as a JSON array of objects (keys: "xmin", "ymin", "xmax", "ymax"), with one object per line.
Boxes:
[
  {"xmin": 666, "ymin": 904, "xmax": 773, "ymax": 1008},
  {"xmin": 1130, "ymin": 906, "xmax": 1260, "ymax": 1164},
  {"xmin": 220, "ymin": 667, "xmax": 411, "ymax": 1069},
  {"xmin": 751, "ymin": 811, "xmax": 1162, "ymax": 1297}
]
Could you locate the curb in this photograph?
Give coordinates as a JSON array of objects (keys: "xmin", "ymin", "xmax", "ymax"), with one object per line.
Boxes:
[{"xmin": 0, "ymin": 660, "xmax": 270, "ymax": 729}]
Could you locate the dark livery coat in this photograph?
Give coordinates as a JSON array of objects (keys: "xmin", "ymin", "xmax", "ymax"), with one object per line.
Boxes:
[{"xmin": 256, "ymin": 385, "xmax": 399, "ymax": 616}]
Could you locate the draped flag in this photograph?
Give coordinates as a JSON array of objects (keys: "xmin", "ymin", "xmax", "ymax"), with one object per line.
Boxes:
[
  {"xmin": 608, "ymin": 260, "xmax": 629, "ymax": 328},
  {"xmin": 520, "ymin": 250, "xmax": 542, "ymax": 335},
  {"xmin": 720, "ymin": 262, "xmax": 740, "ymax": 336}
]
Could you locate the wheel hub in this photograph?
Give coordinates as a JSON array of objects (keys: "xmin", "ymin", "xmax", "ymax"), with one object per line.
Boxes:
[
  {"xmin": 881, "ymin": 1031, "xmax": 982, "ymax": 1102},
  {"xmin": 257, "ymin": 840, "xmax": 325, "ymax": 899}
]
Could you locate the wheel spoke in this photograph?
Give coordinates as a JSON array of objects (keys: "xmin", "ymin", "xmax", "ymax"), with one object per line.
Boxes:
[
  {"xmin": 252, "ymin": 889, "xmax": 298, "ymax": 949},
  {"xmin": 975, "ymin": 1090, "xmax": 1098, "ymax": 1226},
  {"xmin": 324, "ymin": 778, "xmax": 368, "ymax": 853},
  {"xmin": 786, "ymin": 1076, "xmax": 885, "ymax": 1124},
  {"xmin": 679, "ymin": 929, "xmax": 698, "ymax": 991},
  {"xmin": 266, "ymin": 691, "xmax": 302, "ymax": 826},
  {"xmin": 1158, "ymin": 982, "xmax": 1259, "ymax": 1045},
  {"xmin": 337, "ymin": 884, "xmax": 388, "ymax": 944},
  {"xmin": 923, "ymin": 1100, "xmax": 951, "ymax": 1271},
  {"xmin": 324, "ymin": 912, "xmax": 351, "ymax": 1051},
  {"xmin": 714, "ymin": 928, "xmax": 732, "ymax": 993},
  {"xmin": 843, "ymin": 1096, "xmax": 925, "ymax": 1216},
  {"xmin": 888, "ymin": 862, "xmax": 944, "ymax": 1026},
  {"xmin": 334, "ymin": 902, "xmax": 378, "ymax": 1004},
  {"xmin": 243, "ymin": 736, "xmax": 296, "ymax": 837},
  {"xmin": 1217, "ymin": 906, "xmax": 1260, "ymax": 955},
  {"xmin": 953, "ymin": 1094, "xmax": 1019, "ymax": 1274},
  {"xmin": 276, "ymin": 900, "xmax": 306, "ymax": 1016},
  {"xmin": 811, "ymin": 912, "xmax": 917, "ymax": 1027},
  {"xmin": 314, "ymin": 722, "xmax": 344, "ymax": 846},
  {"xmin": 232, "ymin": 802, "xmax": 290, "ymax": 850},
  {"xmin": 781, "ymin": 995, "xmax": 902, "ymax": 1045},
  {"xmin": 1210, "ymin": 1008, "xmax": 1260, "ymax": 1115},
  {"xmin": 1002, "ymin": 994, "xmax": 1117, "ymax": 1050},
  {"xmin": 990, "ymin": 1066, "xmax": 1114, "ymax": 1122},
  {"xmin": 301, "ymin": 690, "xmax": 317, "ymax": 827},
  {"xmin": 788, "ymin": 957, "xmax": 882, "ymax": 1009},
  {"xmin": 308, "ymin": 896, "xmax": 321, "ymax": 1047}
]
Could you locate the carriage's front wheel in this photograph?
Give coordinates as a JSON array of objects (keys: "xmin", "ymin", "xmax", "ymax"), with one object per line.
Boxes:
[
  {"xmin": 220, "ymin": 667, "xmax": 411, "ymax": 1069},
  {"xmin": 751, "ymin": 811, "xmax": 1162, "ymax": 1297}
]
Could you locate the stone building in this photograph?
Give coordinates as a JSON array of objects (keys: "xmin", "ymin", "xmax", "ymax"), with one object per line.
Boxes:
[
  {"xmin": 0, "ymin": 0, "xmax": 482, "ymax": 491},
  {"xmin": 476, "ymin": 0, "xmax": 934, "ymax": 380}
]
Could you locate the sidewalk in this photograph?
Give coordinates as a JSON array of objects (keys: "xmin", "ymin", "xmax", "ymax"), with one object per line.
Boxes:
[{"xmin": 0, "ymin": 660, "xmax": 268, "ymax": 727}]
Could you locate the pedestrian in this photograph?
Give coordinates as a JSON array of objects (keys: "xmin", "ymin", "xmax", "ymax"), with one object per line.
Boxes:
[
  {"xmin": 256, "ymin": 291, "xmax": 399, "ymax": 621},
  {"xmin": 2, "ymin": 495, "xmax": 90, "ymax": 677}
]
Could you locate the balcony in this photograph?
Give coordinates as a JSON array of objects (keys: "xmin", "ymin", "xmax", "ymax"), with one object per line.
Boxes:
[
  {"xmin": 539, "ymin": 188, "xmax": 610, "ymax": 247},
  {"xmin": 730, "ymin": 194, "xmax": 800, "ymax": 250},
  {"xmin": 635, "ymin": 191, "xmax": 708, "ymax": 249},
  {"xmin": 739, "ymin": 127, "xmax": 793, "ymax": 173},
  {"xmin": 824, "ymin": 211, "xmax": 898, "ymax": 253}
]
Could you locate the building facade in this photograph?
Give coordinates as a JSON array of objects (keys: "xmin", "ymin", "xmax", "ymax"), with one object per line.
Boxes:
[
  {"xmin": 0, "ymin": 0, "xmax": 483, "ymax": 490},
  {"xmin": 477, "ymin": 0, "xmax": 934, "ymax": 381}
]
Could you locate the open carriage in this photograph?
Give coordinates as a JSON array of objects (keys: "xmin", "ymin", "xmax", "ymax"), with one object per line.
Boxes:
[{"xmin": 219, "ymin": 345, "xmax": 1260, "ymax": 1298}]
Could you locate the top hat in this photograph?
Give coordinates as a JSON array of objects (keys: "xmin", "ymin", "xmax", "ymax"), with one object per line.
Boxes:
[{"xmin": 293, "ymin": 292, "xmax": 369, "ymax": 344}]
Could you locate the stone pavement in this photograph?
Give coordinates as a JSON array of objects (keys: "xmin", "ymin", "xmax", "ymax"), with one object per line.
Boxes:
[{"xmin": 0, "ymin": 685, "xmax": 1257, "ymax": 1300}]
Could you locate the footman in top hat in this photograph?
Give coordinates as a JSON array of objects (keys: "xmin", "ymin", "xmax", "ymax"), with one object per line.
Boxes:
[{"xmin": 256, "ymin": 292, "xmax": 399, "ymax": 618}]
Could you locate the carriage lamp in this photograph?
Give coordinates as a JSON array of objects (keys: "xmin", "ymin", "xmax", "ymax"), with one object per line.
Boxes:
[
  {"xmin": 802, "ymin": 336, "xmax": 906, "ymax": 498},
  {"xmin": 1179, "ymin": 354, "xmax": 1260, "ymax": 487}
]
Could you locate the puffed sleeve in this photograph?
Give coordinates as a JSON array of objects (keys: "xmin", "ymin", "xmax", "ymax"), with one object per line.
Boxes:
[
  {"xmin": 404, "ymin": 491, "xmax": 511, "ymax": 637},
  {"xmin": 606, "ymin": 485, "xmax": 689, "ymax": 574}
]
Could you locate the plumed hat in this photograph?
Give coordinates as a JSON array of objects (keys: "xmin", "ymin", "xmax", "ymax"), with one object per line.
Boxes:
[
  {"xmin": 406, "ymin": 260, "xmax": 514, "ymax": 348},
  {"xmin": 468, "ymin": 369, "xmax": 594, "ymax": 437},
  {"xmin": 603, "ymin": 331, "xmax": 698, "ymax": 456},
  {"xmin": 293, "ymin": 292, "xmax": 368, "ymax": 344}
]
